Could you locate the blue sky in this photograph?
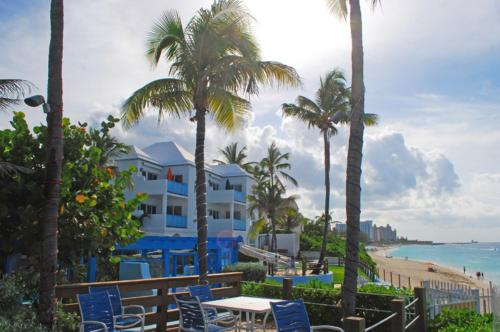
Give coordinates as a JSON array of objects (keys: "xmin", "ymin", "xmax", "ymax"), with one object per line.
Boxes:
[{"xmin": 1, "ymin": 0, "xmax": 500, "ymax": 241}]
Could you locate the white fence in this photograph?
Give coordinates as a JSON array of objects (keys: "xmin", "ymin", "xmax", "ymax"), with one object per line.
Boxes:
[
  {"xmin": 424, "ymin": 280, "xmax": 495, "ymax": 318},
  {"xmin": 493, "ymin": 285, "xmax": 500, "ymax": 332}
]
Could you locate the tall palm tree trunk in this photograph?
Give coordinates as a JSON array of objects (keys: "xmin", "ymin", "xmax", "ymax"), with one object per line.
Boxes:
[
  {"xmin": 269, "ymin": 210, "xmax": 277, "ymax": 275},
  {"xmin": 316, "ymin": 131, "xmax": 331, "ymax": 273},
  {"xmin": 195, "ymin": 108, "xmax": 208, "ymax": 284},
  {"xmin": 342, "ymin": 0, "xmax": 365, "ymax": 318},
  {"xmin": 39, "ymin": 0, "xmax": 63, "ymax": 327}
]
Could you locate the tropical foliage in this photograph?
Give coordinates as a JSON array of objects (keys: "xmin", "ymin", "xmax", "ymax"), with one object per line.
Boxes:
[
  {"xmin": 300, "ymin": 218, "xmax": 375, "ymax": 268},
  {"xmin": 282, "ymin": 68, "xmax": 378, "ymax": 269},
  {"xmin": 429, "ymin": 309, "xmax": 493, "ymax": 332},
  {"xmin": 221, "ymin": 262, "xmax": 267, "ymax": 282},
  {"xmin": 0, "ymin": 79, "xmax": 35, "ymax": 178},
  {"xmin": 247, "ymin": 143, "xmax": 298, "ymax": 253},
  {"xmin": 0, "ymin": 79, "xmax": 34, "ymax": 112},
  {"xmin": 213, "ymin": 142, "xmax": 256, "ymax": 173},
  {"xmin": 241, "ymin": 280, "xmax": 404, "ymax": 327},
  {"xmin": 0, "ymin": 113, "xmax": 145, "ymax": 273},
  {"xmin": 0, "ymin": 267, "xmax": 79, "ymax": 332},
  {"xmin": 121, "ymin": 0, "xmax": 300, "ymax": 282}
]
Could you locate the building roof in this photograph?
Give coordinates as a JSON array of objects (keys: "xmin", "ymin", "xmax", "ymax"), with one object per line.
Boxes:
[
  {"xmin": 210, "ymin": 164, "xmax": 248, "ymax": 177},
  {"xmin": 143, "ymin": 141, "xmax": 195, "ymax": 166},
  {"xmin": 118, "ymin": 145, "xmax": 157, "ymax": 164},
  {"xmin": 117, "ymin": 141, "xmax": 252, "ymax": 178}
]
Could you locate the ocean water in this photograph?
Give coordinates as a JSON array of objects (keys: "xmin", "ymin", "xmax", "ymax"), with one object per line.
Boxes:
[{"xmin": 388, "ymin": 242, "xmax": 500, "ymax": 285}]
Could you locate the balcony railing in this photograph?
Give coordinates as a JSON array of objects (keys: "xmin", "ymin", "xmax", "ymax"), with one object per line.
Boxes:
[
  {"xmin": 167, "ymin": 181, "xmax": 188, "ymax": 196},
  {"xmin": 233, "ymin": 219, "xmax": 246, "ymax": 231},
  {"xmin": 233, "ymin": 190, "xmax": 246, "ymax": 203},
  {"xmin": 166, "ymin": 214, "xmax": 187, "ymax": 228}
]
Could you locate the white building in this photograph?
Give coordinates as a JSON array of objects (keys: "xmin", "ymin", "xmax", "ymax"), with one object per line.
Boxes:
[{"xmin": 115, "ymin": 141, "xmax": 255, "ymax": 242}]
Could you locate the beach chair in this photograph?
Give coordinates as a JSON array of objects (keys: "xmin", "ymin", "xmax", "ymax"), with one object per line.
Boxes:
[
  {"xmin": 77, "ymin": 291, "xmax": 144, "ymax": 332},
  {"xmin": 175, "ymin": 294, "xmax": 236, "ymax": 332},
  {"xmin": 188, "ymin": 285, "xmax": 239, "ymax": 325},
  {"xmin": 89, "ymin": 285, "xmax": 145, "ymax": 329},
  {"xmin": 271, "ymin": 299, "xmax": 344, "ymax": 332}
]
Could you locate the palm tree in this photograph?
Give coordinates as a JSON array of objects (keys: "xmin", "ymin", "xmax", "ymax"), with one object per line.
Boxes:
[
  {"xmin": 39, "ymin": 0, "xmax": 64, "ymax": 327},
  {"xmin": 121, "ymin": 0, "xmax": 300, "ymax": 283},
  {"xmin": 253, "ymin": 143, "xmax": 298, "ymax": 254},
  {"xmin": 326, "ymin": 0, "xmax": 381, "ymax": 317},
  {"xmin": 0, "ymin": 79, "xmax": 34, "ymax": 112},
  {"xmin": 213, "ymin": 142, "xmax": 255, "ymax": 173},
  {"xmin": 282, "ymin": 69, "xmax": 377, "ymax": 273}
]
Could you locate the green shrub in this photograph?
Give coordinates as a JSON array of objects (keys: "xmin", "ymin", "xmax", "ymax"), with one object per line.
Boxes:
[
  {"xmin": 222, "ymin": 263, "xmax": 266, "ymax": 282},
  {"xmin": 358, "ymin": 283, "xmax": 413, "ymax": 297},
  {"xmin": 429, "ymin": 309, "xmax": 492, "ymax": 332},
  {"xmin": 242, "ymin": 281, "xmax": 402, "ymax": 330},
  {"xmin": 0, "ymin": 270, "xmax": 79, "ymax": 332}
]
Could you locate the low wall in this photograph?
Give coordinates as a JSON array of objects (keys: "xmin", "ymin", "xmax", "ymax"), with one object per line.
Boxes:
[
  {"xmin": 301, "ymin": 251, "xmax": 340, "ymax": 264},
  {"xmin": 266, "ymin": 272, "xmax": 333, "ymax": 284}
]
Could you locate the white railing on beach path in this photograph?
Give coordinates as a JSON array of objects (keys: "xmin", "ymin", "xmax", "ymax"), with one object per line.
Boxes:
[
  {"xmin": 376, "ymin": 266, "xmax": 495, "ymax": 316},
  {"xmin": 493, "ymin": 285, "xmax": 500, "ymax": 332},
  {"xmin": 424, "ymin": 280, "xmax": 495, "ymax": 318}
]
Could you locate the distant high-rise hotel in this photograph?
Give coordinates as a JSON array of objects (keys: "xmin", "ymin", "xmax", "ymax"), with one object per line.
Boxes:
[
  {"xmin": 334, "ymin": 220, "xmax": 374, "ymax": 241},
  {"xmin": 334, "ymin": 220, "xmax": 397, "ymax": 243},
  {"xmin": 372, "ymin": 224, "xmax": 397, "ymax": 243}
]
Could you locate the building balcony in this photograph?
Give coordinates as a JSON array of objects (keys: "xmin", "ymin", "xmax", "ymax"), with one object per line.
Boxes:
[
  {"xmin": 166, "ymin": 214, "xmax": 188, "ymax": 228},
  {"xmin": 167, "ymin": 180, "xmax": 188, "ymax": 196},
  {"xmin": 233, "ymin": 190, "xmax": 246, "ymax": 203},
  {"xmin": 207, "ymin": 189, "xmax": 246, "ymax": 204},
  {"xmin": 233, "ymin": 219, "xmax": 246, "ymax": 231},
  {"xmin": 132, "ymin": 175, "xmax": 188, "ymax": 197}
]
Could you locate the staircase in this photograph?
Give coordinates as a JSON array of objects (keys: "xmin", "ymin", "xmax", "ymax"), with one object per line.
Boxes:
[{"xmin": 238, "ymin": 244, "xmax": 293, "ymax": 268}]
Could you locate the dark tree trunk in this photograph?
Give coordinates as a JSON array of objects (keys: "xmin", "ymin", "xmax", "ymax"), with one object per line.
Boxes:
[
  {"xmin": 39, "ymin": 0, "xmax": 64, "ymax": 327},
  {"xmin": 269, "ymin": 210, "xmax": 277, "ymax": 276},
  {"xmin": 194, "ymin": 108, "xmax": 208, "ymax": 284},
  {"xmin": 270, "ymin": 211, "xmax": 277, "ymax": 255},
  {"xmin": 342, "ymin": 0, "xmax": 365, "ymax": 318},
  {"xmin": 316, "ymin": 131, "xmax": 331, "ymax": 274}
]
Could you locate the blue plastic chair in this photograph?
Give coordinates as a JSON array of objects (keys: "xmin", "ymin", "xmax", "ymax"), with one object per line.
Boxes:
[
  {"xmin": 89, "ymin": 285, "xmax": 145, "ymax": 329},
  {"xmin": 77, "ymin": 291, "xmax": 144, "ymax": 332},
  {"xmin": 271, "ymin": 299, "xmax": 344, "ymax": 332},
  {"xmin": 175, "ymin": 294, "xmax": 236, "ymax": 332},
  {"xmin": 188, "ymin": 285, "xmax": 239, "ymax": 324}
]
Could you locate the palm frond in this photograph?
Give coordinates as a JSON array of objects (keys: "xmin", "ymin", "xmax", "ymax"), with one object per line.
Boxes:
[
  {"xmin": 121, "ymin": 78, "xmax": 192, "ymax": 128},
  {"xmin": 146, "ymin": 11, "xmax": 186, "ymax": 66},
  {"xmin": 326, "ymin": 0, "xmax": 348, "ymax": 19},
  {"xmin": 363, "ymin": 112, "xmax": 379, "ymax": 126},
  {"xmin": 247, "ymin": 217, "xmax": 267, "ymax": 241},
  {"xmin": 326, "ymin": 0, "xmax": 380, "ymax": 19},
  {"xmin": 0, "ymin": 161, "xmax": 33, "ymax": 177},
  {"xmin": 254, "ymin": 61, "xmax": 301, "ymax": 91},
  {"xmin": 208, "ymin": 88, "xmax": 251, "ymax": 131},
  {"xmin": 0, "ymin": 79, "xmax": 35, "ymax": 111},
  {"xmin": 279, "ymin": 171, "xmax": 298, "ymax": 187}
]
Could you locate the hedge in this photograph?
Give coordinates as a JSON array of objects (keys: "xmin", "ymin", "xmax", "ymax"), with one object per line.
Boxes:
[
  {"xmin": 222, "ymin": 263, "xmax": 267, "ymax": 282},
  {"xmin": 429, "ymin": 309, "xmax": 493, "ymax": 332},
  {"xmin": 242, "ymin": 281, "xmax": 406, "ymax": 331}
]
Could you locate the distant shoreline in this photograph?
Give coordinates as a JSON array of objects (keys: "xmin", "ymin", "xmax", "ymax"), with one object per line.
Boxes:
[{"xmin": 369, "ymin": 246, "xmax": 491, "ymax": 290}]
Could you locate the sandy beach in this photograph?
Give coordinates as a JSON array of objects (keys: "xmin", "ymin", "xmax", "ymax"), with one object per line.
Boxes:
[{"xmin": 369, "ymin": 246, "xmax": 490, "ymax": 290}]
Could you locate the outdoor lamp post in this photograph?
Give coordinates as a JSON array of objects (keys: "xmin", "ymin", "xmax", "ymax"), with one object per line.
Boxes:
[{"xmin": 24, "ymin": 94, "xmax": 51, "ymax": 113}]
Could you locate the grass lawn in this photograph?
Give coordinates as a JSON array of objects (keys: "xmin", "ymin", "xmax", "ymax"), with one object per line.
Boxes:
[{"xmin": 330, "ymin": 265, "xmax": 370, "ymax": 284}]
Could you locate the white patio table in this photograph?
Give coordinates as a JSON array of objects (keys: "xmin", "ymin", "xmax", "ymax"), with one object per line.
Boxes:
[{"xmin": 202, "ymin": 296, "xmax": 280, "ymax": 332}]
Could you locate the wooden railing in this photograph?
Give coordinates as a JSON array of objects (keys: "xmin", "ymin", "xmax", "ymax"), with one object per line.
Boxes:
[
  {"xmin": 344, "ymin": 287, "xmax": 428, "ymax": 332},
  {"xmin": 55, "ymin": 272, "xmax": 243, "ymax": 332}
]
